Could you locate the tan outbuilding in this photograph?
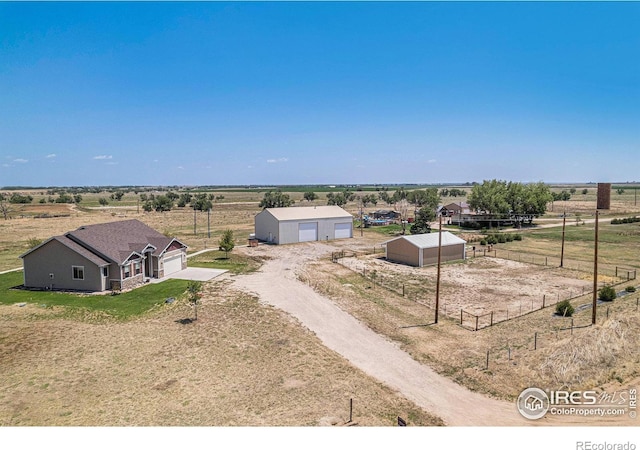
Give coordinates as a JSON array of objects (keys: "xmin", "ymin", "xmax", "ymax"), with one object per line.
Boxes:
[{"xmin": 382, "ymin": 232, "xmax": 466, "ymax": 267}]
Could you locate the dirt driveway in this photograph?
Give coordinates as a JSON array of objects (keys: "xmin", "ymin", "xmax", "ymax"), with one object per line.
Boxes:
[{"xmin": 233, "ymin": 242, "xmax": 527, "ymax": 426}]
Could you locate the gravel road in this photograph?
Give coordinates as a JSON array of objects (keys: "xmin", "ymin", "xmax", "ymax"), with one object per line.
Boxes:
[{"xmin": 233, "ymin": 243, "xmax": 526, "ymax": 426}]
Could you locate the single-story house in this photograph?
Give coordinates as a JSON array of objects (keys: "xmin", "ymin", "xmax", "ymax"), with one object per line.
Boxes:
[
  {"xmin": 382, "ymin": 232, "xmax": 466, "ymax": 267},
  {"xmin": 255, "ymin": 205, "xmax": 353, "ymax": 245},
  {"xmin": 372, "ymin": 210, "xmax": 400, "ymax": 220},
  {"xmin": 437, "ymin": 202, "xmax": 471, "ymax": 217},
  {"xmin": 20, "ymin": 219, "xmax": 187, "ymax": 292}
]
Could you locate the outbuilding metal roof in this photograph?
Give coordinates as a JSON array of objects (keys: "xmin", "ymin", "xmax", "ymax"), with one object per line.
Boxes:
[
  {"xmin": 382, "ymin": 231, "xmax": 466, "ymax": 249},
  {"xmin": 263, "ymin": 205, "xmax": 352, "ymax": 221}
]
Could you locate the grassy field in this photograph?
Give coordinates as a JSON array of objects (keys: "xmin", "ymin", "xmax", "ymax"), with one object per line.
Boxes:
[
  {"xmin": 1, "ymin": 184, "xmax": 640, "ymax": 426},
  {"xmin": 0, "ymin": 280, "xmax": 442, "ymax": 426}
]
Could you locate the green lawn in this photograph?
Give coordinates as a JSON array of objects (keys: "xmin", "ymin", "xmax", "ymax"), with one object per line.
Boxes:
[
  {"xmin": 188, "ymin": 250, "xmax": 261, "ymax": 274},
  {"xmin": 0, "ymin": 271, "xmax": 190, "ymax": 320}
]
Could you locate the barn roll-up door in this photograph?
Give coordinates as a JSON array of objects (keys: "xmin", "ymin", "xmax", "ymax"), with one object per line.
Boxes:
[
  {"xmin": 298, "ymin": 222, "xmax": 318, "ymax": 242},
  {"xmin": 334, "ymin": 222, "xmax": 352, "ymax": 239}
]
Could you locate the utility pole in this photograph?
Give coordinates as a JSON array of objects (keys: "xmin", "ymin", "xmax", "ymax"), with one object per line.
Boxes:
[
  {"xmin": 560, "ymin": 213, "xmax": 566, "ymax": 267},
  {"xmin": 592, "ymin": 210, "xmax": 599, "ymax": 325},
  {"xmin": 360, "ymin": 205, "xmax": 363, "ymax": 237},
  {"xmin": 435, "ymin": 215, "xmax": 443, "ymax": 324}
]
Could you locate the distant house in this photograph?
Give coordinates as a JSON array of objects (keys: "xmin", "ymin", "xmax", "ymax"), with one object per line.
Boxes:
[
  {"xmin": 382, "ymin": 232, "xmax": 466, "ymax": 267},
  {"xmin": 372, "ymin": 210, "xmax": 400, "ymax": 220},
  {"xmin": 255, "ymin": 205, "xmax": 353, "ymax": 245},
  {"xmin": 438, "ymin": 202, "xmax": 471, "ymax": 217},
  {"xmin": 20, "ymin": 219, "xmax": 187, "ymax": 292}
]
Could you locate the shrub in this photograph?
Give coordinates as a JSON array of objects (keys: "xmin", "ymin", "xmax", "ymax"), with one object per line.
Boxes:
[
  {"xmin": 555, "ymin": 299, "xmax": 575, "ymax": 317},
  {"xmin": 625, "ymin": 286, "xmax": 636, "ymax": 293},
  {"xmin": 598, "ymin": 285, "xmax": 617, "ymax": 302},
  {"xmin": 513, "ymin": 234, "xmax": 523, "ymax": 241},
  {"xmin": 486, "ymin": 235, "xmax": 498, "ymax": 245},
  {"xmin": 497, "ymin": 234, "xmax": 506, "ymax": 244},
  {"xmin": 479, "ymin": 239, "xmax": 487, "ymax": 246}
]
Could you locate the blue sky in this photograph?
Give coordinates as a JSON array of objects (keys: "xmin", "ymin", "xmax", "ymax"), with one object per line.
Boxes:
[{"xmin": 1, "ymin": 2, "xmax": 638, "ymax": 187}]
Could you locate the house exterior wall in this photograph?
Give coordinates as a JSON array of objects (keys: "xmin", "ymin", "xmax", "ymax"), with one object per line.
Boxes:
[
  {"xmin": 255, "ymin": 210, "xmax": 280, "ymax": 243},
  {"xmin": 421, "ymin": 243, "xmax": 466, "ymax": 266},
  {"xmin": 22, "ymin": 239, "xmax": 104, "ymax": 291},
  {"xmin": 278, "ymin": 218, "xmax": 352, "ymax": 245},
  {"xmin": 386, "ymin": 238, "xmax": 420, "ymax": 267}
]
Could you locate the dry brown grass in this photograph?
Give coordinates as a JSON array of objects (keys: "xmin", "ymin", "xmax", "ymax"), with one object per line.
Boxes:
[
  {"xmin": 0, "ymin": 279, "xmax": 442, "ymax": 426},
  {"xmin": 302, "ymin": 253, "xmax": 640, "ymax": 404}
]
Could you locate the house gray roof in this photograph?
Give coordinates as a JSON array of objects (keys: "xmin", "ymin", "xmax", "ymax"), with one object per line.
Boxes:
[
  {"xmin": 20, "ymin": 235, "xmax": 111, "ymax": 266},
  {"xmin": 382, "ymin": 232, "xmax": 467, "ymax": 249},
  {"xmin": 262, "ymin": 205, "xmax": 353, "ymax": 221},
  {"xmin": 65, "ymin": 219, "xmax": 185, "ymax": 264}
]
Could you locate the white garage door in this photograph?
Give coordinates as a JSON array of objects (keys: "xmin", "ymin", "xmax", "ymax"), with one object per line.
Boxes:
[
  {"xmin": 334, "ymin": 222, "xmax": 352, "ymax": 239},
  {"xmin": 298, "ymin": 222, "xmax": 318, "ymax": 242},
  {"xmin": 163, "ymin": 254, "xmax": 183, "ymax": 275}
]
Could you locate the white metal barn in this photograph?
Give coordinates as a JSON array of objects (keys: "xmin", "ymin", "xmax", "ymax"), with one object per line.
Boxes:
[
  {"xmin": 254, "ymin": 205, "xmax": 353, "ymax": 245},
  {"xmin": 383, "ymin": 232, "xmax": 466, "ymax": 267}
]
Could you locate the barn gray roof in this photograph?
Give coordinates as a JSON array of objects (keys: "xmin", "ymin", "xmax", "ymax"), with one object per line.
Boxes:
[
  {"xmin": 261, "ymin": 205, "xmax": 352, "ymax": 221},
  {"xmin": 382, "ymin": 232, "xmax": 466, "ymax": 249}
]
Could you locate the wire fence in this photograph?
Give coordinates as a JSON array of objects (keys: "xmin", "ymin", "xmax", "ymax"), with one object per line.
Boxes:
[
  {"xmin": 332, "ymin": 249, "xmax": 638, "ymax": 331},
  {"xmin": 480, "ymin": 292, "xmax": 640, "ymax": 371},
  {"xmin": 468, "ymin": 247, "xmax": 637, "ymax": 282}
]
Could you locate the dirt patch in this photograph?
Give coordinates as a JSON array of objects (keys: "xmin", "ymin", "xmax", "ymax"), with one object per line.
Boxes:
[{"xmin": 0, "ymin": 283, "xmax": 441, "ymax": 426}]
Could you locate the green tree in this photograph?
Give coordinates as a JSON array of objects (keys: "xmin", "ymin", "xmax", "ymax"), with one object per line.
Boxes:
[
  {"xmin": 555, "ymin": 299, "xmax": 575, "ymax": 317},
  {"xmin": 303, "ymin": 191, "xmax": 319, "ymax": 202},
  {"xmin": 98, "ymin": 197, "xmax": 109, "ymax": 206},
  {"xmin": 326, "ymin": 192, "xmax": 347, "ymax": 207},
  {"xmin": 218, "ymin": 229, "xmax": 235, "ymax": 258},
  {"xmin": 259, "ymin": 190, "xmax": 294, "ymax": 209},
  {"xmin": 0, "ymin": 193, "xmax": 12, "ymax": 220},
  {"xmin": 192, "ymin": 193, "xmax": 213, "ymax": 211},
  {"xmin": 153, "ymin": 195, "xmax": 173, "ymax": 212},
  {"xmin": 187, "ymin": 280, "xmax": 203, "ymax": 321},
  {"xmin": 598, "ymin": 285, "xmax": 617, "ymax": 302},
  {"xmin": 73, "ymin": 194, "xmax": 82, "ymax": 204},
  {"xmin": 378, "ymin": 191, "xmax": 392, "ymax": 205},
  {"xmin": 410, "ymin": 206, "xmax": 433, "ymax": 234}
]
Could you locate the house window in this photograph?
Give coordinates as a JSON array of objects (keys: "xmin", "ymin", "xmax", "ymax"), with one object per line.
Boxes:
[
  {"xmin": 72, "ymin": 266, "xmax": 85, "ymax": 280},
  {"xmin": 134, "ymin": 261, "xmax": 142, "ymax": 275},
  {"xmin": 102, "ymin": 267, "xmax": 109, "ymax": 277},
  {"xmin": 123, "ymin": 265, "xmax": 131, "ymax": 279}
]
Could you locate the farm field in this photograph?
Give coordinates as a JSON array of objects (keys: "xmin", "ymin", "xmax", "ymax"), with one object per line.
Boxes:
[{"xmin": 1, "ymin": 184, "xmax": 639, "ymax": 426}]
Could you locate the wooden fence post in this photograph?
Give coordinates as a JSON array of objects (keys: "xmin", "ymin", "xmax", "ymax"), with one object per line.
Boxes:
[
  {"xmin": 460, "ymin": 309, "xmax": 463, "ymax": 325},
  {"xmin": 571, "ymin": 319, "xmax": 574, "ymax": 334},
  {"xmin": 543, "ymin": 294, "xmax": 546, "ymax": 308},
  {"xmin": 490, "ymin": 311, "xmax": 494, "ymax": 327},
  {"xmin": 486, "ymin": 350, "xmax": 489, "ymax": 370},
  {"xmin": 534, "ymin": 332, "xmax": 538, "ymax": 350},
  {"xmin": 475, "ymin": 315, "xmax": 479, "ymax": 331},
  {"xmin": 349, "ymin": 398, "xmax": 353, "ymax": 423}
]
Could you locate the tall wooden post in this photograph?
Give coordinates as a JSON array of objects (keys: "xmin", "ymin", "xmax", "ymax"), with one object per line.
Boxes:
[
  {"xmin": 435, "ymin": 215, "xmax": 443, "ymax": 324},
  {"xmin": 207, "ymin": 208, "xmax": 211, "ymax": 239},
  {"xmin": 560, "ymin": 214, "xmax": 566, "ymax": 267},
  {"xmin": 592, "ymin": 210, "xmax": 599, "ymax": 325},
  {"xmin": 193, "ymin": 206, "xmax": 197, "ymax": 235}
]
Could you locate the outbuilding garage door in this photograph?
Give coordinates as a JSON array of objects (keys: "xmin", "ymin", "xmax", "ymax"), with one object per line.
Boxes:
[
  {"xmin": 163, "ymin": 254, "xmax": 183, "ymax": 275},
  {"xmin": 298, "ymin": 222, "xmax": 318, "ymax": 242},
  {"xmin": 334, "ymin": 222, "xmax": 352, "ymax": 239}
]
